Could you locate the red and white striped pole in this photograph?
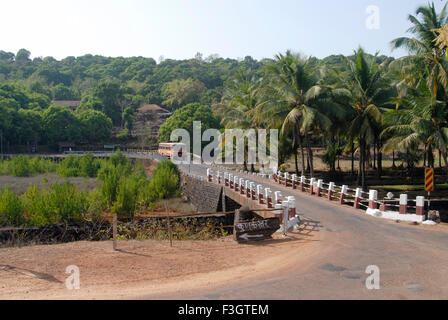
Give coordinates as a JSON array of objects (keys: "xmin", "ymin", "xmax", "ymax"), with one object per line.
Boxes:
[
  {"xmin": 309, "ymin": 178, "xmax": 315, "ymax": 195},
  {"xmin": 275, "ymin": 191, "xmax": 282, "ymax": 204},
  {"xmin": 369, "ymin": 190, "xmax": 378, "ymax": 210},
  {"xmin": 300, "ymin": 176, "xmax": 306, "ymax": 192},
  {"xmin": 416, "ymin": 196, "xmax": 425, "ymax": 216},
  {"xmin": 354, "ymin": 188, "xmax": 362, "ymax": 209},
  {"xmin": 316, "ymin": 179, "xmax": 323, "ymax": 197},
  {"xmin": 292, "ymin": 174, "xmax": 297, "ymax": 189},
  {"xmin": 284, "ymin": 172, "xmax": 289, "ymax": 187},
  {"xmin": 250, "ymin": 182, "xmax": 256, "ymax": 200},
  {"xmin": 328, "ymin": 182, "xmax": 335, "ymax": 201},
  {"xmin": 287, "ymin": 196, "xmax": 296, "ymax": 218},
  {"xmin": 399, "ymin": 194, "xmax": 408, "ymax": 214},
  {"xmin": 257, "ymin": 185, "xmax": 264, "ymax": 204},
  {"xmin": 265, "ymin": 188, "xmax": 273, "ymax": 208},
  {"xmin": 339, "ymin": 185, "xmax": 348, "ymax": 205},
  {"xmin": 207, "ymin": 168, "xmax": 213, "ymax": 182}
]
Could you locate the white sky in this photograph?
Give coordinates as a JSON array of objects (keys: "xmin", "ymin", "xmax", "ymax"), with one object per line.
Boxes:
[{"xmin": 0, "ymin": 0, "xmax": 445, "ymax": 61}]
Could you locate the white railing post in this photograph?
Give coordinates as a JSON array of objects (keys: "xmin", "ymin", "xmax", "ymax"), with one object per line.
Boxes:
[
  {"xmin": 309, "ymin": 178, "xmax": 316, "ymax": 195},
  {"xmin": 317, "ymin": 179, "xmax": 323, "ymax": 197},
  {"xmin": 340, "ymin": 185, "xmax": 348, "ymax": 205},
  {"xmin": 265, "ymin": 188, "xmax": 273, "ymax": 208},
  {"xmin": 416, "ymin": 196, "xmax": 425, "ymax": 216},
  {"xmin": 369, "ymin": 190, "xmax": 378, "ymax": 210},
  {"xmin": 400, "ymin": 194, "xmax": 408, "ymax": 214},
  {"xmin": 257, "ymin": 185, "xmax": 264, "ymax": 204},
  {"xmin": 275, "ymin": 191, "xmax": 282, "ymax": 204},
  {"xmin": 291, "ymin": 174, "xmax": 297, "ymax": 189},
  {"xmin": 354, "ymin": 188, "xmax": 362, "ymax": 209},
  {"xmin": 328, "ymin": 182, "xmax": 335, "ymax": 201},
  {"xmin": 287, "ymin": 196, "xmax": 296, "ymax": 218},
  {"xmin": 300, "ymin": 176, "xmax": 306, "ymax": 192}
]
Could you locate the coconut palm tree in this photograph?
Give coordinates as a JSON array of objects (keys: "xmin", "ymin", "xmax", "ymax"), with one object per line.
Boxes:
[
  {"xmin": 336, "ymin": 48, "xmax": 391, "ymax": 189},
  {"xmin": 213, "ymin": 68, "xmax": 268, "ymax": 171},
  {"xmin": 382, "ymin": 83, "xmax": 448, "ymax": 179},
  {"xmin": 259, "ymin": 51, "xmax": 345, "ymax": 176},
  {"xmin": 391, "ymin": 2, "xmax": 448, "ymax": 99}
]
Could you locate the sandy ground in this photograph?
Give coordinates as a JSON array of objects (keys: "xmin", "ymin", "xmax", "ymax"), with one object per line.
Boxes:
[{"xmin": 0, "ymin": 219, "xmax": 320, "ymax": 300}]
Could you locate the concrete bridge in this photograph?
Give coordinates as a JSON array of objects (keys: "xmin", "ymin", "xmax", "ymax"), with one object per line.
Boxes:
[
  {"xmin": 9, "ymin": 151, "xmax": 448, "ymax": 299},
  {"xmin": 143, "ymin": 153, "xmax": 448, "ymax": 299}
]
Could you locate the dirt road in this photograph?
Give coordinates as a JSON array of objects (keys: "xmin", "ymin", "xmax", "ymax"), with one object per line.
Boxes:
[{"xmin": 0, "ymin": 219, "xmax": 320, "ymax": 300}]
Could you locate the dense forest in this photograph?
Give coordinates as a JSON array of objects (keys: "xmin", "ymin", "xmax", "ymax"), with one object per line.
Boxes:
[{"xmin": 2, "ymin": 2, "xmax": 448, "ymax": 190}]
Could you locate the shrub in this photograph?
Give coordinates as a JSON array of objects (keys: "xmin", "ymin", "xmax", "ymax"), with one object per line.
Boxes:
[
  {"xmin": 147, "ymin": 160, "xmax": 180, "ymax": 201},
  {"xmin": 112, "ymin": 175, "xmax": 145, "ymax": 217},
  {"xmin": 10, "ymin": 156, "xmax": 31, "ymax": 177},
  {"xmin": 0, "ymin": 188, "xmax": 25, "ymax": 227},
  {"xmin": 57, "ymin": 155, "xmax": 81, "ymax": 177}
]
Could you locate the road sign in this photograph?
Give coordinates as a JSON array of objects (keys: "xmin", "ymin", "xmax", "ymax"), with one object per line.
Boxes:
[
  {"xmin": 425, "ymin": 168, "xmax": 434, "ymax": 192},
  {"xmin": 234, "ymin": 218, "xmax": 280, "ymax": 243}
]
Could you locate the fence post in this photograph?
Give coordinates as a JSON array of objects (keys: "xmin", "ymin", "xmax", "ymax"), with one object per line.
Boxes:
[
  {"xmin": 233, "ymin": 209, "xmax": 240, "ymax": 241},
  {"xmin": 284, "ymin": 172, "xmax": 289, "ymax": 187},
  {"xmin": 354, "ymin": 188, "xmax": 362, "ymax": 209},
  {"xmin": 240, "ymin": 178, "xmax": 245, "ymax": 195},
  {"xmin": 278, "ymin": 171, "xmax": 283, "ymax": 185},
  {"xmin": 224, "ymin": 172, "xmax": 229, "ymax": 187},
  {"xmin": 265, "ymin": 188, "xmax": 273, "ymax": 208},
  {"xmin": 400, "ymin": 194, "xmax": 408, "ymax": 214},
  {"xmin": 250, "ymin": 182, "xmax": 256, "ymax": 200},
  {"xmin": 328, "ymin": 182, "xmax": 335, "ymax": 201},
  {"xmin": 246, "ymin": 180, "xmax": 251, "ymax": 198},
  {"xmin": 217, "ymin": 171, "xmax": 221, "ymax": 184},
  {"xmin": 275, "ymin": 191, "xmax": 282, "ymax": 204},
  {"xmin": 287, "ymin": 196, "xmax": 296, "ymax": 218},
  {"xmin": 207, "ymin": 168, "xmax": 212, "ymax": 182},
  {"xmin": 369, "ymin": 190, "xmax": 378, "ymax": 210},
  {"xmin": 292, "ymin": 174, "xmax": 297, "ymax": 189},
  {"xmin": 257, "ymin": 185, "xmax": 264, "ymax": 204},
  {"xmin": 309, "ymin": 178, "xmax": 315, "ymax": 195},
  {"xmin": 416, "ymin": 196, "xmax": 425, "ymax": 215},
  {"xmin": 234, "ymin": 176, "xmax": 239, "ymax": 192},
  {"xmin": 340, "ymin": 185, "xmax": 348, "ymax": 205},
  {"xmin": 317, "ymin": 179, "xmax": 323, "ymax": 197},
  {"xmin": 229, "ymin": 174, "xmax": 234, "ymax": 189},
  {"xmin": 300, "ymin": 176, "xmax": 306, "ymax": 192}
]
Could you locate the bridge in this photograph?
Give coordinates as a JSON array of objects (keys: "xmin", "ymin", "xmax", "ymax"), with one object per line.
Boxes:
[
  {"xmin": 8, "ymin": 151, "xmax": 448, "ymax": 299},
  {"xmin": 140, "ymin": 152, "xmax": 448, "ymax": 299}
]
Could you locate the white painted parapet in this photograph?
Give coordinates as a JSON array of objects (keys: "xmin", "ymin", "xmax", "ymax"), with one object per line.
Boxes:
[{"xmin": 416, "ymin": 196, "xmax": 425, "ymax": 216}]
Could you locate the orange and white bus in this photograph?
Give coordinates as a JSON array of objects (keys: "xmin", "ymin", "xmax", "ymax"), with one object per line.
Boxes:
[{"xmin": 158, "ymin": 142, "xmax": 187, "ymax": 158}]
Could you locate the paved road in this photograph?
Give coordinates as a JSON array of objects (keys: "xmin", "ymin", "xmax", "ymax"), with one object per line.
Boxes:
[{"xmin": 120, "ymin": 153, "xmax": 448, "ymax": 299}]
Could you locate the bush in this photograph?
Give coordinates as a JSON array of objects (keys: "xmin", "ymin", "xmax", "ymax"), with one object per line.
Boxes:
[
  {"xmin": 10, "ymin": 156, "xmax": 31, "ymax": 177},
  {"xmin": 112, "ymin": 175, "xmax": 145, "ymax": 217},
  {"xmin": 0, "ymin": 188, "xmax": 25, "ymax": 227},
  {"xmin": 23, "ymin": 182, "xmax": 89, "ymax": 226},
  {"xmin": 147, "ymin": 160, "xmax": 180, "ymax": 201}
]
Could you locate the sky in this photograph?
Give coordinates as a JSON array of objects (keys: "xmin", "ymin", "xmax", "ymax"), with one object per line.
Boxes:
[{"xmin": 0, "ymin": 0, "xmax": 447, "ymax": 61}]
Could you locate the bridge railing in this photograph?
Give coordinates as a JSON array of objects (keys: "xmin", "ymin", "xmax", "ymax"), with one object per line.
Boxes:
[{"xmin": 204, "ymin": 166, "xmax": 427, "ymax": 223}]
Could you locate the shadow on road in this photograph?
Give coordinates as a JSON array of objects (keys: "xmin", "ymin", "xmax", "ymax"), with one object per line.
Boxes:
[{"xmin": 0, "ymin": 264, "xmax": 62, "ymax": 283}]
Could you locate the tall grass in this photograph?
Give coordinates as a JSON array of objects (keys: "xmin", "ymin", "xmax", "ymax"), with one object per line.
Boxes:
[{"xmin": 0, "ymin": 156, "xmax": 57, "ymax": 177}]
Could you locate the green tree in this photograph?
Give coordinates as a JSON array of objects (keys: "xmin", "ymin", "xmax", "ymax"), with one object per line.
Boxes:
[
  {"xmin": 77, "ymin": 109, "xmax": 113, "ymax": 144},
  {"xmin": 161, "ymin": 78, "xmax": 207, "ymax": 110},
  {"xmin": 41, "ymin": 105, "xmax": 81, "ymax": 144}
]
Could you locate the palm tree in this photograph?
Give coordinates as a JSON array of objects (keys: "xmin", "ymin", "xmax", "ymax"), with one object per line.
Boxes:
[
  {"xmin": 213, "ymin": 68, "xmax": 267, "ymax": 171},
  {"xmin": 382, "ymin": 83, "xmax": 448, "ymax": 179},
  {"xmin": 336, "ymin": 48, "xmax": 391, "ymax": 189},
  {"xmin": 391, "ymin": 2, "xmax": 448, "ymax": 99},
  {"xmin": 260, "ymin": 51, "xmax": 344, "ymax": 176}
]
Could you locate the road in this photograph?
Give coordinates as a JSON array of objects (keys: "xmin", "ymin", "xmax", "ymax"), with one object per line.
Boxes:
[{"xmin": 136, "ymin": 154, "xmax": 448, "ymax": 300}]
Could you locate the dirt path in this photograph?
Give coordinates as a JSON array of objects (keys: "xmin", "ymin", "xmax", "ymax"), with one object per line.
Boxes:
[{"xmin": 0, "ymin": 220, "xmax": 320, "ymax": 300}]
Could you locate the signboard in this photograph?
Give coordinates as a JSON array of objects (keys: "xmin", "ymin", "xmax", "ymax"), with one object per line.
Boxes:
[
  {"xmin": 234, "ymin": 218, "xmax": 280, "ymax": 243},
  {"xmin": 425, "ymin": 168, "xmax": 434, "ymax": 192}
]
